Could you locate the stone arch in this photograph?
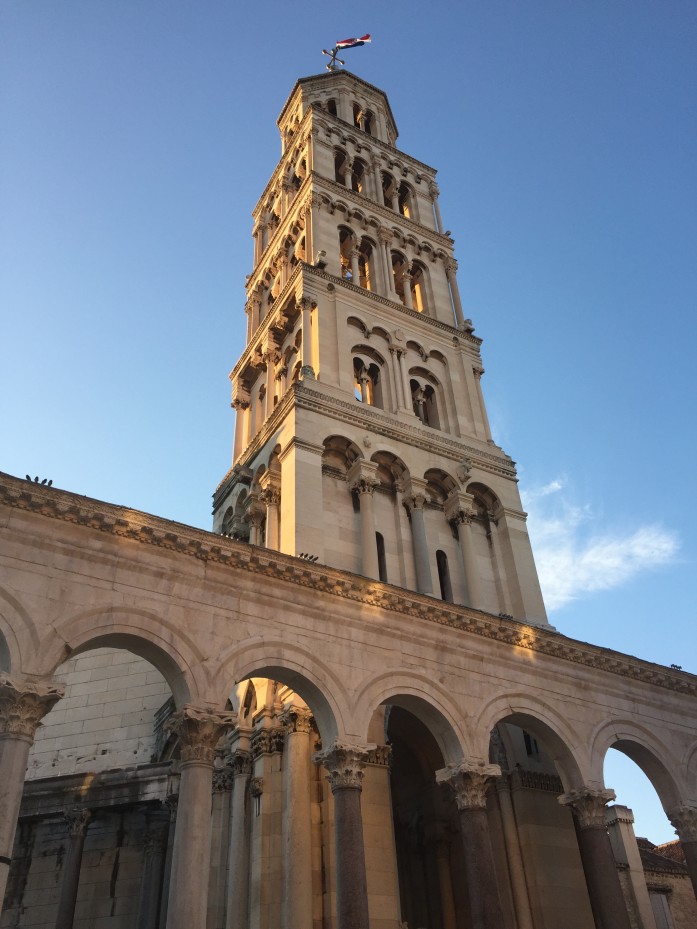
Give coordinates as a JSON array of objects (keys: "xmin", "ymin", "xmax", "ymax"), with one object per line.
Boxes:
[
  {"xmin": 589, "ymin": 718, "xmax": 686, "ymax": 809},
  {"xmin": 321, "ymin": 434, "xmax": 363, "ymax": 474},
  {"xmin": 215, "ymin": 638, "xmax": 350, "ymax": 744},
  {"xmin": 0, "ymin": 586, "xmax": 38, "ymax": 673},
  {"xmin": 353, "ymin": 669, "xmax": 470, "ymax": 763},
  {"xmin": 39, "ymin": 607, "xmax": 204, "ymax": 707},
  {"xmin": 369, "ymin": 449, "xmax": 410, "ymax": 490},
  {"xmin": 475, "ymin": 691, "xmax": 588, "ymax": 790}
]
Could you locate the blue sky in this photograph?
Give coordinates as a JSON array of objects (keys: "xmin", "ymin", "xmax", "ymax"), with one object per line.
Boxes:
[{"xmin": 2, "ymin": 2, "xmax": 695, "ymax": 843}]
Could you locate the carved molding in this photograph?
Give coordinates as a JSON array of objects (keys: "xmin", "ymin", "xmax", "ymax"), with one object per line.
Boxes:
[
  {"xmin": 165, "ymin": 705, "xmax": 237, "ymax": 766},
  {"xmin": 2, "ymin": 473, "xmax": 696, "ymax": 701},
  {"xmin": 314, "ymin": 741, "xmax": 375, "ymax": 792},
  {"xmin": 212, "ymin": 767, "xmax": 234, "ymax": 792},
  {"xmin": 558, "ymin": 788, "xmax": 616, "ymax": 830},
  {"xmin": 436, "ymin": 761, "xmax": 501, "ymax": 811},
  {"xmin": 249, "ymin": 777, "xmax": 264, "ymax": 797},
  {"xmin": 509, "ymin": 769, "xmax": 564, "ymax": 794},
  {"xmin": 0, "ymin": 675, "xmax": 64, "ymax": 739}
]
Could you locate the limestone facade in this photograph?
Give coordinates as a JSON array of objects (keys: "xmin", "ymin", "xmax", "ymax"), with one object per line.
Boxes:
[{"xmin": 1, "ymin": 69, "xmax": 696, "ymax": 929}]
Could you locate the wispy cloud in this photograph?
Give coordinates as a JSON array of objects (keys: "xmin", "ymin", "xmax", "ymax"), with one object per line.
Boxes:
[{"xmin": 522, "ymin": 479, "xmax": 679, "ymax": 611}]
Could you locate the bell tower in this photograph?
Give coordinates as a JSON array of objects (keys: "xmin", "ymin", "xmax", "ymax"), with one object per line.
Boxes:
[{"xmin": 213, "ymin": 70, "xmax": 548, "ymax": 626}]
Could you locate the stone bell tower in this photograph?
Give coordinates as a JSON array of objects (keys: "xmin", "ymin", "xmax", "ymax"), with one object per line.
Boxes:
[{"xmin": 213, "ymin": 70, "xmax": 548, "ymax": 626}]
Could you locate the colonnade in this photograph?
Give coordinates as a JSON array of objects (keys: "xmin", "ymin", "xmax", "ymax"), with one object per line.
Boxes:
[{"xmin": 2, "ymin": 675, "xmax": 697, "ymax": 928}]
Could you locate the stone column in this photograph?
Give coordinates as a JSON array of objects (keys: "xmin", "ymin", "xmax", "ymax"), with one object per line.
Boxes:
[
  {"xmin": 472, "ymin": 366, "xmax": 494, "ymax": 442},
  {"xmin": 55, "ymin": 808, "xmax": 92, "ymax": 929},
  {"xmin": 300, "ymin": 297, "xmax": 316, "ymax": 379},
  {"xmin": 436, "ymin": 761, "xmax": 504, "ymax": 929},
  {"xmin": 232, "ymin": 398, "xmax": 250, "ymax": 463},
  {"xmin": 244, "ymin": 495, "xmax": 265, "ymax": 547},
  {"xmin": 314, "ymin": 742, "xmax": 373, "ymax": 929},
  {"xmin": 378, "ymin": 229, "xmax": 394, "ymax": 296},
  {"xmin": 388, "ymin": 348, "xmax": 403, "ymax": 411},
  {"xmin": 494, "ymin": 777, "xmax": 534, "ymax": 929},
  {"xmin": 444, "ymin": 492, "xmax": 482, "ymax": 609},
  {"xmin": 264, "ymin": 352, "xmax": 277, "ymax": 419},
  {"xmin": 396, "ymin": 349, "xmax": 412, "ymax": 413},
  {"xmin": 0, "ymin": 675, "xmax": 63, "ymax": 904},
  {"xmin": 136, "ymin": 810, "xmax": 170, "ymax": 929},
  {"xmin": 403, "ymin": 482, "xmax": 432, "ymax": 595},
  {"xmin": 430, "ymin": 181, "xmax": 444, "ymax": 233},
  {"xmin": 444, "ymin": 258, "xmax": 466, "ymax": 329},
  {"xmin": 350, "ymin": 247, "xmax": 361, "ymax": 284},
  {"xmin": 341, "ymin": 158, "xmax": 353, "ymax": 190},
  {"xmin": 157, "ymin": 794, "xmax": 178, "ymax": 929},
  {"xmin": 372, "ymin": 158, "xmax": 383, "ymax": 206},
  {"xmin": 348, "ymin": 460, "xmax": 381, "ymax": 580},
  {"xmin": 400, "ymin": 261, "xmax": 414, "ymax": 310},
  {"xmin": 559, "ymin": 788, "xmax": 632, "ymax": 929},
  {"xmin": 279, "ymin": 706, "xmax": 314, "ymax": 929},
  {"xmin": 667, "ymin": 805, "xmax": 697, "ymax": 901},
  {"xmin": 225, "ymin": 748, "xmax": 252, "ymax": 929},
  {"xmin": 389, "ymin": 182, "xmax": 400, "ymax": 213},
  {"xmin": 165, "ymin": 706, "xmax": 237, "ymax": 929},
  {"xmin": 259, "ymin": 472, "xmax": 281, "ymax": 551},
  {"xmin": 426, "ymin": 822, "xmax": 457, "ymax": 929}
]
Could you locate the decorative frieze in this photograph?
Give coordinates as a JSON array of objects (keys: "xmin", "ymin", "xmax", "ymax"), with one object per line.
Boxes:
[
  {"xmin": 509, "ymin": 769, "xmax": 564, "ymax": 794},
  {"xmin": 2, "ymin": 473, "xmax": 696, "ymax": 700},
  {"xmin": 0, "ymin": 675, "xmax": 64, "ymax": 740}
]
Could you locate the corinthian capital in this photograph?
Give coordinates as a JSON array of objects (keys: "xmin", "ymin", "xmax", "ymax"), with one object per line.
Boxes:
[
  {"xmin": 165, "ymin": 705, "xmax": 238, "ymax": 765},
  {"xmin": 0, "ymin": 675, "xmax": 64, "ymax": 739},
  {"xmin": 278, "ymin": 704, "xmax": 313, "ymax": 734},
  {"xmin": 436, "ymin": 761, "xmax": 501, "ymax": 811},
  {"xmin": 64, "ymin": 807, "xmax": 92, "ymax": 836},
  {"xmin": 558, "ymin": 787, "xmax": 616, "ymax": 829},
  {"xmin": 314, "ymin": 741, "xmax": 375, "ymax": 792},
  {"xmin": 667, "ymin": 805, "xmax": 697, "ymax": 842}
]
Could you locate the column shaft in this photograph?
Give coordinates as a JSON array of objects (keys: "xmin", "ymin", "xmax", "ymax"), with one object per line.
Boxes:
[
  {"xmin": 55, "ymin": 810, "xmax": 91, "ymax": 929},
  {"xmin": 282, "ymin": 717, "xmax": 313, "ymax": 929},
  {"xmin": 496, "ymin": 781, "xmax": 533, "ymax": 929},
  {"xmin": 457, "ymin": 517, "xmax": 482, "ymax": 609},
  {"xmin": 334, "ymin": 787, "xmax": 370, "ymax": 929},
  {"xmin": 357, "ymin": 489, "xmax": 379, "ymax": 579},
  {"xmin": 226, "ymin": 759, "xmax": 251, "ymax": 929},
  {"xmin": 408, "ymin": 502, "xmax": 432, "ymax": 595},
  {"xmin": 165, "ymin": 707, "xmax": 236, "ymax": 929},
  {"xmin": 301, "ymin": 301, "xmax": 314, "ymax": 375},
  {"xmin": 683, "ymin": 841, "xmax": 697, "ymax": 901},
  {"xmin": 136, "ymin": 814, "xmax": 169, "ymax": 929},
  {"xmin": 575, "ymin": 824, "xmax": 632, "ymax": 929},
  {"xmin": 458, "ymin": 807, "xmax": 505, "ymax": 929},
  {"xmin": 446, "ymin": 264, "xmax": 466, "ymax": 328}
]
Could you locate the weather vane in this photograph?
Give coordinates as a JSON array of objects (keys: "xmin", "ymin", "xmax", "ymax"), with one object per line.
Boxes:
[{"xmin": 322, "ymin": 34, "xmax": 372, "ymax": 71}]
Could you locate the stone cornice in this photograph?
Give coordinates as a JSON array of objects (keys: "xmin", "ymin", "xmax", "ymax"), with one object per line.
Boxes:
[{"xmin": 1, "ymin": 471, "xmax": 696, "ymax": 701}]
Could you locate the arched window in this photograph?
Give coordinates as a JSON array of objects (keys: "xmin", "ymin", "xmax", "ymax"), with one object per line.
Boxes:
[
  {"xmin": 398, "ymin": 182, "xmax": 414, "ymax": 219},
  {"xmin": 410, "ymin": 379, "xmax": 440, "ymax": 429},
  {"xmin": 382, "ymin": 172, "xmax": 397, "ymax": 209},
  {"xmin": 339, "ymin": 227, "xmax": 355, "ymax": 280},
  {"xmin": 436, "ymin": 550, "xmax": 453, "ymax": 602},
  {"xmin": 353, "ymin": 356, "xmax": 384, "ymax": 408},
  {"xmin": 351, "ymin": 158, "xmax": 367, "ymax": 194},
  {"xmin": 392, "ymin": 252, "xmax": 409, "ymax": 304},
  {"xmin": 334, "ymin": 149, "xmax": 348, "ymax": 185},
  {"xmin": 376, "ymin": 532, "xmax": 387, "ymax": 582},
  {"xmin": 327, "ymin": 98, "xmax": 338, "ymax": 117},
  {"xmin": 410, "ymin": 261, "xmax": 428, "ymax": 312},
  {"xmin": 222, "ymin": 507, "xmax": 234, "ymax": 536},
  {"xmin": 352, "ymin": 102, "xmax": 362, "ymax": 129},
  {"xmin": 358, "ymin": 238, "xmax": 376, "ymax": 291},
  {"xmin": 363, "ymin": 109, "xmax": 376, "ymax": 136}
]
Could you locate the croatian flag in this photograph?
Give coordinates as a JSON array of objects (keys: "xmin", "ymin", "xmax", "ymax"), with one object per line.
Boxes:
[{"xmin": 336, "ymin": 34, "xmax": 371, "ymax": 50}]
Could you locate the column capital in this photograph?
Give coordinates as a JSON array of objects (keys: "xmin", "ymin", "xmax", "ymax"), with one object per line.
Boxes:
[
  {"xmin": 251, "ymin": 726, "xmax": 285, "ymax": 758},
  {"xmin": 667, "ymin": 804, "xmax": 697, "ymax": 842},
  {"xmin": 444, "ymin": 490, "xmax": 477, "ymax": 525},
  {"xmin": 443, "ymin": 256, "xmax": 458, "ymax": 274},
  {"xmin": 378, "ymin": 227, "xmax": 393, "ymax": 245},
  {"xmin": 0, "ymin": 675, "xmax": 64, "ymax": 740},
  {"xmin": 278, "ymin": 704, "xmax": 313, "ymax": 734},
  {"xmin": 165, "ymin": 705, "xmax": 237, "ymax": 766},
  {"xmin": 436, "ymin": 761, "xmax": 501, "ymax": 811},
  {"xmin": 400, "ymin": 477, "xmax": 430, "ymax": 511},
  {"xmin": 314, "ymin": 741, "xmax": 376, "ymax": 793},
  {"xmin": 558, "ymin": 787, "xmax": 617, "ymax": 829},
  {"xmin": 64, "ymin": 807, "xmax": 92, "ymax": 836},
  {"xmin": 429, "ymin": 180, "xmax": 440, "ymax": 199},
  {"xmin": 347, "ymin": 458, "xmax": 381, "ymax": 495}
]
